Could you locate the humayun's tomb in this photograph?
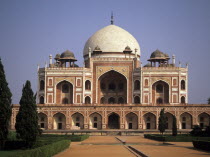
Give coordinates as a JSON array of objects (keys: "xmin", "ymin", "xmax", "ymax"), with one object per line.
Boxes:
[{"xmin": 11, "ymin": 16, "xmax": 210, "ymax": 131}]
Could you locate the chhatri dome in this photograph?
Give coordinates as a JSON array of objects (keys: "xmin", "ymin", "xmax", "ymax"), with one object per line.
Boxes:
[{"xmin": 83, "ymin": 15, "xmax": 140, "ymax": 58}]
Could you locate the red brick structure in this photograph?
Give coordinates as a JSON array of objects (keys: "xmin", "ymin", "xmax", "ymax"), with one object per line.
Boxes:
[{"xmin": 11, "ymin": 22, "xmax": 210, "ymax": 131}]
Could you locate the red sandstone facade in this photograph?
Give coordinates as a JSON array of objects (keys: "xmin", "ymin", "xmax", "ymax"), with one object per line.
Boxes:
[{"xmin": 11, "ymin": 23, "xmax": 210, "ymax": 131}]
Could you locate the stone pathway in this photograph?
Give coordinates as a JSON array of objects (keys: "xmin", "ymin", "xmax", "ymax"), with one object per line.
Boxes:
[{"xmin": 55, "ymin": 136, "xmax": 210, "ymax": 157}]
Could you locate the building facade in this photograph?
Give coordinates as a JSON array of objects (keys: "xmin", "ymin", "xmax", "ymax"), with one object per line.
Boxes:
[{"xmin": 11, "ymin": 21, "xmax": 210, "ymax": 131}]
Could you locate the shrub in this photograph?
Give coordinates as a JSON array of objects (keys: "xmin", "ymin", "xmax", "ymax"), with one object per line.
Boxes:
[
  {"xmin": 8, "ymin": 140, "xmax": 70, "ymax": 157},
  {"xmin": 193, "ymin": 140, "xmax": 210, "ymax": 151},
  {"xmin": 190, "ymin": 125, "xmax": 203, "ymax": 136}
]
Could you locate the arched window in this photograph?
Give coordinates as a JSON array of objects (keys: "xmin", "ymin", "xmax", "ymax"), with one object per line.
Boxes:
[
  {"xmin": 118, "ymin": 83, "xmax": 124, "ymax": 91},
  {"xmin": 62, "ymin": 98, "xmax": 68, "ymax": 104},
  {"xmin": 62, "ymin": 84, "xmax": 69, "ymax": 93},
  {"xmin": 181, "ymin": 80, "xmax": 185, "ymax": 90},
  {"xmin": 85, "ymin": 96, "xmax": 91, "ymax": 104},
  {"xmin": 181, "ymin": 96, "xmax": 185, "ymax": 104},
  {"xmin": 108, "ymin": 83, "xmax": 116, "ymax": 91},
  {"xmin": 200, "ymin": 117, "xmax": 204, "ymax": 122},
  {"xmin": 146, "ymin": 117, "xmax": 151, "ymax": 121},
  {"xmin": 40, "ymin": 96, "xmax": 44, "ymax": 104},
  {"xmin": 108, "ymin": 97, "xmax": 115, "ymax": 104},
  {"xmin": 156, "ymin": 84, "xmax": 163, "ymax": 93},
  {"xmin": 134, "ymin": 96, "xmax": 140, "ymax": 104},
  {"xmin": 182, "ymin": 117, "xmax": 186, "ymax": 121},
  {"xmin": 134, "ymin": 80, "xmax": 140, "ymax": 90},
  {"xmin": 100, "ymin": 97, "xmax": 105, "ymax": 104},
  {"xmin": 40, "ymin": 80, "xmax": 45, "ymax": 90},
  {"xmin": 156, "ymin": 98, "xmax": 163, "ymax": 104},
  {"xmin": 85, "ymin": 80, "xmax": 91, "ymax": 90},
  {"xmin": 118, "ymin": 97, "xmax": 124, "ymax": 104}
]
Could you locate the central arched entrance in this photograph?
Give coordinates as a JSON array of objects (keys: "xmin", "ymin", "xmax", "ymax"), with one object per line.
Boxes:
[
  {"xmin": 56, "ymin": 81, "xmax": 73, "ymax": 104},
  {"xmin": 152, "ymin": 80, "xmax": 169, "ymax": 104},
  {"xmin": 98, "ymin": 70, "xmax": 127, "ymax": 104},
  {"xmin": 108, "ymin": 113, "xmax": 120, "ymax": 129}
]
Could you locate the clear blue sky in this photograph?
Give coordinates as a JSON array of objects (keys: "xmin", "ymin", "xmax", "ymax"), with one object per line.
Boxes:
[{"xmin": 0, "ymin": 0, "xmax": 210, "ymax": 104}]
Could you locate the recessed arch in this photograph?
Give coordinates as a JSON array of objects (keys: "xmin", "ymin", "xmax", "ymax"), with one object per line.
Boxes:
[
  {"xmin": 143, "ymin": 112, "xmax": 156, "ymax": 129},
  {"xmin": 89, "ymin": 112, "xmax": 102, "ymax": 129},
  {"xmin": 108, "ymin": 112, "xmax": 120, "ymax": 129},
  {"xmin": 125, "ymin": 112, "xmax": 138, "ymax": 129},
  {"xmin": 56, "ymin": 80, "xmax": 73, "ymax": 104},
  {"xmin": 164, "ymin": 112, "xmax": 174, "ymax": 129},
  {"xmin": 85, "ymin": 80, "xmax": 91, "ymax": 90},
  {"xmin": 71, "ymin": 112, "xmax": 84, "ymax": 129},
  {"xmin": 85, "ymin": 96, "xmax": 91, "ymax": 104},
  {"xmin": 134, "ymin": 96, "xmax": 140, "ymax": 104},
  {"xmin": 152, "ymin": 80, "xmax": 169, "ymax": 104},
  {"xmin": 38, "ymin": 112, "xmax": 48, "ymax": 129},
  {"xmin": 98, "ymin": 70, "xmax": 127, "ymax": 104},
  {"xmin": 181, "ymin": 80, "xmax": 186, "ymax": 90},
  {"xmin": 39, "ymin": 96, "xmax": 44, "ymax": 104},
  {"xmin": 180, "ymin": 112, "xmax": 192, "ymax": 129},
  {"xmin": 53, "ymin": 112, "xmax": 66, "ymax": 130},
  {"xmin": 181, "ymin": 96, "xmax": 186, "ymax": 104},
  {"xmin": 198, "ymin": 112, "xmax": 210, "ymax": 128}
]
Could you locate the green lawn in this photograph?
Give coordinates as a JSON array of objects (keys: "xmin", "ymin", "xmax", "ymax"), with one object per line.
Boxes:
[{"xmin": 0, "ymin": 133, "xmax": 89, "ymax": 157}]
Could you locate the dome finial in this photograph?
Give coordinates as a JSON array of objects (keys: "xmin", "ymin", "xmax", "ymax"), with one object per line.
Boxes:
[{"xmin": 111, "ymin": 11, "xmax": 114, "ymax": 25}]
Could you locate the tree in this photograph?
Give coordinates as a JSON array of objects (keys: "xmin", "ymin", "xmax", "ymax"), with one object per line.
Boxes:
[
  {"xmin": 0, "ymin": 58, "xmax": 12, "ymax": 150},
  {"xmin": 15, "ymin": 80, "xmax": 39, "ymax": 148},
  {"xmin": 172, "ymin": 115, "xmax": 177, "ymax": 136},
  {"xmin": 158, "ymin": 108, "xmax": 167, "ymax": 135},
  {"xmin": 208, "ymin": 97, "xmax": 210, "ymax": 104}
]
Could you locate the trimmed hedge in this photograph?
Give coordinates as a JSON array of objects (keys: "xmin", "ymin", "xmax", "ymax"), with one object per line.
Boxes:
[
  {"xmin": 40, "ymin": 134, "xmax": 89, "ymax": 142},
  {"xmin": 144, "ymin": 134, "xmax": 210, "ymax": 142},
  {"xmin": 193, "ymin": 140, "xmax": 210, "ymax": 151},
  {"xmin": 8, "ymin": 140, "xmax": 70, "ymax": 157}
]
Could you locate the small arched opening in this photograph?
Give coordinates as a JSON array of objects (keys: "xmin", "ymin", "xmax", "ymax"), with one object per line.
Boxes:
[
  {"xmin": 39, "ymin": 96, "xmax": 44, "ymax": 104},
  {"xmin": 85, "ymin": 96, "xmax": 91, "ymax": 104},
  {"xmin": 85, "ymin": 80, "xmax": 91, "ymax": 90},
  {"xmin": 181, "ymin": 80, "xmax": 185, "ymax": 90},
  {"xmin": 134, "ymin": 96, "xmax": 140, "ymax": 104}
]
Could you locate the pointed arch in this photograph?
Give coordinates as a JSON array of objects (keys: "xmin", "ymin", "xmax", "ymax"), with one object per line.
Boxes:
[
  {"xmin": 108, "ymin": 112, "xmax": 120, "ymax": 129},
  {"xmin": 89, "ymin": 112, "xmax": 102, "ymax": 129},
  {"xmin": 125, "ymin": 112, "xmax": 138, "ymax": 129},
  {"xmin": 198, "ymin": 112, "xmax": 210, "ymax": 128},
  {"xmin": 143, "ymin": 112, "xmax": 156, "ymax": 129},
  {"xmin": 56, "ymin": 80, "xmax": 73, "ymax": 104},
  {"xmin": 53, "ymin": 112, "xmax": 66, "ymax": 130},
  {"xmin": 98, "ymin": 70, "xmax": 127, "ymax": 104},
  {"xmin": 38, "ymin": 112, "xmax": 48, "ymax": 129},
  {"xmin": 71, "ymin": 112, "xmax": 84, "ymax": 129},
  {"xmin": 180, "ymin": 112, "xmax": 192, "ymax": 129}
]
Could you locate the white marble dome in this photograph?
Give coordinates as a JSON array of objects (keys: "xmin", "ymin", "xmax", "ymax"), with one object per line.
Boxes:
[{"xmin": 83, "ymin": 25, "xmax": 140, "ymax": 57}]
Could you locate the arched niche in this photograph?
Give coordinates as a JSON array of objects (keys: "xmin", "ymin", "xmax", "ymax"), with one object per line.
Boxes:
[
  {"xmin": 98, "ymin": 70, "xmax": 127, "ymax": 104},
  {"xmin": 71, "ymin": 112, "xmax": 84, "ymax": 130},
  {"xmin": 89, "ymin": 112, "xmax": 102, "ymax": 130},
  {"xmin": 53, "ymin": 113, "xmax": 66, "ymax": 130},
  {"xmin": 152, "ymin": 80, "xmax": 169, "ymax": 104},
  {"xmin": 56, "ymin": 81, "xmax": 73, "ymax": 104},
  {"xmin": 143, "ymin": 112, "xmax": 156, "ymax": 129},
  {"xmin": 125, "ymin": 112, "xmax": 138, "ymax": 129}
]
